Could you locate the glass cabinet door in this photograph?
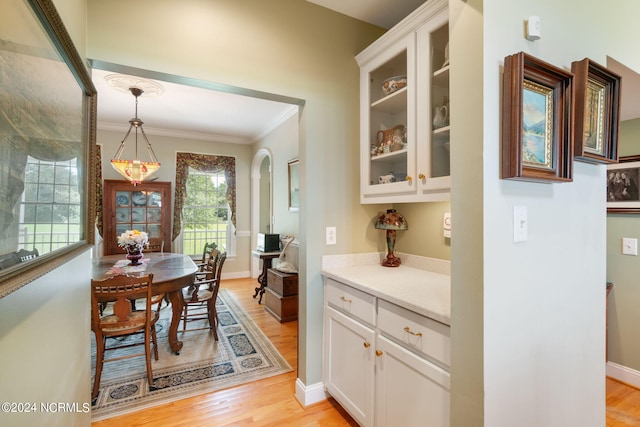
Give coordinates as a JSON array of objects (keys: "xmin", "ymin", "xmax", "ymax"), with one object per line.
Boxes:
[
  {"xmin": 417, "ymin": 20, "xmax": 450, "ymax": 194},
  {"xmin": 103, "ymin": 180, "xmax": 172, "ymax": 255},
  {"xmin": 360, "ymin": 34, "xmax": 416, "ymax": 201}
]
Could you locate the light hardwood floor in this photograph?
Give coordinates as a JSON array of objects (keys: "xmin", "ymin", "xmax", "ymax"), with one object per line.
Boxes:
[
  {"xmin": 607, "ymin": 377, "xmax": 640, "ymax": 426},
  {"xmin": 91, "ymin": 277, "xmax": 358, "ymax": 427},
  {"xmin": 91, "ymin": 277, "xmax": 640, "ymax": 426}
]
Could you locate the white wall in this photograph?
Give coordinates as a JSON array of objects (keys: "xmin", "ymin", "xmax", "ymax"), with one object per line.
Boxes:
[
  {"xmin": 253, "ymin": 113, "xmax": 299, "ymax": 239},
  {"xmin": 451, "ymin": 0, "xmax": 640, "ymax": 425}
]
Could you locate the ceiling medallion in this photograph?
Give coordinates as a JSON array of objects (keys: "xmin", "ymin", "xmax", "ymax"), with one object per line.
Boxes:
[{"xmin": 104, "ymin": 74, "xmax": 165, "ymax": 97}]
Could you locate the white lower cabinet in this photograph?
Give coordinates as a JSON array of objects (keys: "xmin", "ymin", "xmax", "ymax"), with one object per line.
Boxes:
[
  {"xmin": 323, "ymin": 278, "xmax": 450, "ymax": 427},
  {"xmin": 325, "ymin": 306, "xmax": 375, "ymax": 426},
  {"xmin": 375, "ymin": 335, "xmax": 450, "ymax": 426}
]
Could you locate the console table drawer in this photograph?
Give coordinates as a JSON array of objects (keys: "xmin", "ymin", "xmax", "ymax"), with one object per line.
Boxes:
[
  {"xmin": 378, "ymin": 299, "xmax": 450, "ymax": 367},
  {"xmin": 326, "ymin": 278, "xmax": 376, "ymax": 326}
]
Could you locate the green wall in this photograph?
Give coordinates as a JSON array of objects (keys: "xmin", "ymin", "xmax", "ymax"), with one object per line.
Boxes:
[
  {"xmin": 87, "ymin": 0, "xmax": 386, "ymax": 391},
  {"xmin": 607, "ymin": 118, "xmax": 640, "ymax": 370}
]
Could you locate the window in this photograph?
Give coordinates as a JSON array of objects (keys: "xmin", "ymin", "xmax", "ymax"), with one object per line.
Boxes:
[
  {"xmin": 19, "ymin": 156, "xmax": 82, "ymax": 255},
  {"xmin": 182, "ymin": 168, "xmax": 235, "ymax": 257}
]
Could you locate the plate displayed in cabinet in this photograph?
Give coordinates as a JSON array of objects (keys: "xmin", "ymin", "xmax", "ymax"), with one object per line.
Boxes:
[
  {"xmin": 115, "ymin": 208, "xmax": 130, "ymax": 223},
  {"xmin": 115, "ymin": 192, "xmax": 130, "ymax": 206},
  {"xmin": 132, "ymin": 191, "xmax": 147, "ymax": 206}
]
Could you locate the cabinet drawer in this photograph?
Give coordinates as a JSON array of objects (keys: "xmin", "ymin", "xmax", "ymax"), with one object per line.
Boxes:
[
  {"xmin": 378, "ymin": 299, "xmax": 450, "ymax": 368},
  {"xmin": 326, "ymin": 278, "xmax": 376, "ymax": 326}
]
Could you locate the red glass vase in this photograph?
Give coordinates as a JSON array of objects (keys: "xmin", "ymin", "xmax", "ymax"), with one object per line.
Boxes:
[{"xmin": 125, "ymin": 246, "xmax": 144, "ymax": 266}]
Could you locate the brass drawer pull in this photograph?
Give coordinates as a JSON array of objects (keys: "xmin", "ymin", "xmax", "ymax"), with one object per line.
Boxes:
[
  {"xmin": 364, "ymin": 341, "xmax": 371, "ymax": 348},
  {"xmin": 375, "ymin": 350, "xmax": 383, "ymax": 357},
  {"xmin": 340, "ymin": 296, "xmax": 352, "ymax": 303},
  {"xmin": 404, "ymin": 326, "xmax": 423, "ymax": 337}
]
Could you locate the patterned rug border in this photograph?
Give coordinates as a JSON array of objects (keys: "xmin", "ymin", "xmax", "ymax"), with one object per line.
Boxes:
[{"xmin": 91, "ymin": 289, "xmax": 293, "ymax": 421}]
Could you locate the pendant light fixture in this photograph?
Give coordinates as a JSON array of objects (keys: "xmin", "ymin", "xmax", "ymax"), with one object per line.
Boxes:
[{"xmin": 110, "ymin": 87, "xmax": 161, "ymax": 185}]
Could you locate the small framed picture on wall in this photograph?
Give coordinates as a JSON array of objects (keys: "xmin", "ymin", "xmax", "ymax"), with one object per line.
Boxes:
[
  {"xmin": 501, "ymin": 52, "xmax": 574, "ymax": 183},
  {"xmin": 607, "ymin": 156, "xmax": 640, "ymax": 213},
  {"xmin": 288, "ymin": 158, "xmax": 299, "ymax": 212}
]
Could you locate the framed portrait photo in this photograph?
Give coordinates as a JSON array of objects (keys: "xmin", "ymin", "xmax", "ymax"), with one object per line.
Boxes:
[
  {"xmin": 607, "ymin": 156, "xmax": 640, "ymax": 213},
  {"xmin": 572, "ymin": 58, "xmax": 621, "ymax": 164},
  {"xmin": 501, "ymin": 52, "xmax": 574, "ymax": 183}
]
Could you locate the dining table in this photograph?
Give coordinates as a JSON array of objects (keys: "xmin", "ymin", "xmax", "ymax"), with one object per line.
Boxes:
[{"xmin": 91, "ymin": 252, "xmax": 198, "ymax": 355}]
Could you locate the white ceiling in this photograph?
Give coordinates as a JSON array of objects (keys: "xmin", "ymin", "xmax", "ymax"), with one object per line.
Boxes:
[
  {"xmin": 92, "ymin": 2, "xmax": 640, "ymax": 146},
  {"xmin": 307, "ymin": 0, "xmax": 426, "ymax": 29},
  {"xmin": 92, "ymin": 68, "xmax": 299, "ymax": 144}
]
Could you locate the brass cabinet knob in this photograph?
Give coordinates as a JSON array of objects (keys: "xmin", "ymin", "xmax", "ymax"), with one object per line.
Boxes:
[
  {"xmin": 418, "ymin": 173, "xmax": 426, "ymax": 180},
  {"xmin": 375, "ymin": 350, "xmax": 383, "ymax": 357},
  {"xmin": 406, "ymin": 176, "xmax": 412, "ymax": 182},
  {"xmin": 364, "ymin": 341, "xmax": 371, "ymax": 348}
]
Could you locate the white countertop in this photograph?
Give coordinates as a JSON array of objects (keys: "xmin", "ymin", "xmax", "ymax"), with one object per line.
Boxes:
[{"xmin": 321, "ymin": 253, "xmax": 451, "ymax": 326}]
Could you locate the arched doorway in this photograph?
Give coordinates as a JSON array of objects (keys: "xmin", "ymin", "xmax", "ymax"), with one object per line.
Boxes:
[{"xmin": 250, "ymin": 148, "xmax": 273, "ymax": 278}]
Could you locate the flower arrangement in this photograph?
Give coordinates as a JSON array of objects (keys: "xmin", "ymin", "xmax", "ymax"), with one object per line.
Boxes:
[{"xmin": 117, "ymin": 229, "xmax": 149, "ymax": 252}]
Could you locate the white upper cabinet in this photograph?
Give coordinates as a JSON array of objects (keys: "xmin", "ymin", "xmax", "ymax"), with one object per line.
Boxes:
[{"xmin": 356, "ymin": 0, "xmax": 450, "ymax": 204}]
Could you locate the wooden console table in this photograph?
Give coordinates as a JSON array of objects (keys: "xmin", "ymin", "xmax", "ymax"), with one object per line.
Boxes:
[{"xmin": 251, "ymin": 250, "xmax": 280, "ymax": 304}]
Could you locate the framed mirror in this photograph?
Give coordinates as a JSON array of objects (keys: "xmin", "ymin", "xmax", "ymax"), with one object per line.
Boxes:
[{"xmin": 0, "ymin": 0, "xmax": 97, "ymax": 298}]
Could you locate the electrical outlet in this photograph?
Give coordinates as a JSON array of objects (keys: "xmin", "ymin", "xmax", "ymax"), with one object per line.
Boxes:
[{"xmin": 326, "ymin": 227, "xmax": 336, "ymax": 245}]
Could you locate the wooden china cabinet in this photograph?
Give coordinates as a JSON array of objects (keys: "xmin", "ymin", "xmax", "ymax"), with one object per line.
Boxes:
[{"xmin": 102, "ymin": 180, "xmax": 172, "ymax": 255}]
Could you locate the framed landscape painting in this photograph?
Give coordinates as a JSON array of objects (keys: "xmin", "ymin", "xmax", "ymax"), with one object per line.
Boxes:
[
  {"xmin": 572, "ymin": 58, "xmax": 621, "ymax": 164},
  {"xmin": 501, "ymin": 52, "xmax": 574, "ymax": 183}
]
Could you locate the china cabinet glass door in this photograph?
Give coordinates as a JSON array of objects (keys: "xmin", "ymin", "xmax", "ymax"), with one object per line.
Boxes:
[{"xmin": 103, "ymin": 180, "xmax": 172, "ymax": 255}]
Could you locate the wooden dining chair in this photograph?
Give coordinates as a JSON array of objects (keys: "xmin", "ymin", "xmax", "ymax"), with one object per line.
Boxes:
[
  {"xmin": 146, "ymin": 240, "xmax": 164, "ymax": 253},
  {"xmin": 196, "ymin": 242, "xmax": 218, "ymax": 271},
  {"xmin": 90, "ymin": 273, "xmax": 160, "ymax": 401},
  {"xmin": 181, "ymin": 252, "xmax": 227, "ymax": 340}
]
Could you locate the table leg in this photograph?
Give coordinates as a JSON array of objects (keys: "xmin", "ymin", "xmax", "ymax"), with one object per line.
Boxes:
[
  {"xmin": 252, "ymin": 258, "xmax": 273, "ymax": 304},
  {"xmin": 167, "ymin": 290, "xmax": 184, "ymax": 355}
]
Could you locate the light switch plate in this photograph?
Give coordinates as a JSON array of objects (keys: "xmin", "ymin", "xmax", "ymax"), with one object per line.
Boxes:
[
  {"xmin": 513, "ymin": 205, "xmax": 527, "ymax": 243},
  {"xmin": 622, "ymin": 237, "xmax": 637, "ymax": 256}
]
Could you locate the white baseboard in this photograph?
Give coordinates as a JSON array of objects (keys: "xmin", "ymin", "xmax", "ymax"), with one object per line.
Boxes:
[
  {"xmin": 607, "ymin": 361, "xmax": 640, "ymax": 388},
  {"xmin": 221, "ymin": 271, "xmax": 250, "ymax": 280},
  {"xmin": 294, "ymin": 378, "xmax": 327, "ymax": 407}
]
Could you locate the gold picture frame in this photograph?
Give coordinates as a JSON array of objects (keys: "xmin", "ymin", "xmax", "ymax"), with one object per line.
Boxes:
[
  {"xmin": 572, "ymin": 58, "xmax": 621, "ymax": 164},
  {"xmin": 288, "ymin": 158, "xmax": 299, "ymax": 212},
  {"xmin": 0, "ymin": 0, "xmax": 97, "ymax": 298},
  {"xmin": 501, "ymin": 52, "xmax": 574, "ymax": 183}
]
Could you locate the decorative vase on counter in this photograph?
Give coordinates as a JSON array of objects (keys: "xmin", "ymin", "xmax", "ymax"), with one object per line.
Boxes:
[{"xmin": 125, "ymin": 245, "xmax": 144, "ymax": 266}]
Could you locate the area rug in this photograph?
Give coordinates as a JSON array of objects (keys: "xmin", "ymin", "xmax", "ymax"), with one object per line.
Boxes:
[{"xmin": 91, "ymin": 289, "xmax": 293, "ymax": 421}]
